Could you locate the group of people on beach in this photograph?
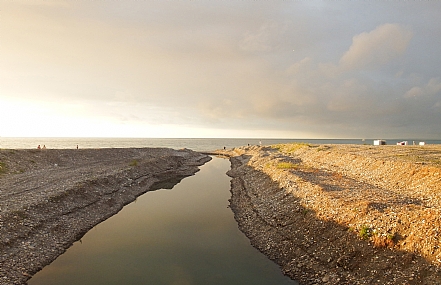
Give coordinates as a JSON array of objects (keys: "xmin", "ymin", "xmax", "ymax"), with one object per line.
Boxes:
[{"xmin": 37, "ymin": 145, "xmax": 79, "ymax": 149}]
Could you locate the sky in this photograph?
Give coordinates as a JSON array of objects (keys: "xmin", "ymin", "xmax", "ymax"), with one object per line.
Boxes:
[{"xmin": 1, "ymin": 0, "xmax": 441, "ymax": 139}]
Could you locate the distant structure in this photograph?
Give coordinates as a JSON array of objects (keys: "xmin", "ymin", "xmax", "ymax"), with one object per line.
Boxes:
[
  {"xmin": 396, "ymin": 141, "xmax": 408, "ymax": 145},
  {"xmin": 373, "ymin": 140, "xmax": 386, "ymax": 145}
]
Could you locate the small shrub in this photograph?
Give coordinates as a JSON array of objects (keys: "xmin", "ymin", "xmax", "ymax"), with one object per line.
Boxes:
[
  {"xmin": 359, "ymin": 225, "xmax": 372, "ymax": 240},
  {"xmin": 301, "ymin": 208, "xmax": 309, "ymax": 216},
  {"xmin": 129, "ymin": 160, "xmax": 138, "ymax": 167},
  {"xmin": 372, "ymin": 233, "xmax": 396, "ymax": 248}
]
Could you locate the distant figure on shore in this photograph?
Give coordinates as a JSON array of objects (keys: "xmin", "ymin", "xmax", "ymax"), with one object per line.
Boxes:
[
  {"xmin": 76, "ymin": 145, "xmax": 79, "ymax": 149},
  {"xmin": 223, "ymin": 146, "xmax": 226, "ymax": 150},
  {"xmin": 37, "ymin": 145, "xmax": 41, "ymax": 150},
  {"xmin": 42, "ymin": 145, "xmax": 46, "ymax": 149}
]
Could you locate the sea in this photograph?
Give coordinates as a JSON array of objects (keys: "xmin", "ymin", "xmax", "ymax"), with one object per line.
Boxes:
[{"xmin": 1, "ymin": 137, "xmax": 440, "ymax": 151}]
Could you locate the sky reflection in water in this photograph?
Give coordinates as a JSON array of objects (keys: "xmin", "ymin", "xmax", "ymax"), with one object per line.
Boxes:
[{"xmin": 29, "ymin": 157, "xmax": 296, "ymax": 285}]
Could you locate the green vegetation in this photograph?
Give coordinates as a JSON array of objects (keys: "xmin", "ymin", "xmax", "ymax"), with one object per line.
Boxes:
[
  {"xmin": 359, "ymin": 225, "xmax": 372, "ymax": 240},
  {"xmin": 394, "ymin": 154, "xmax": 441, "ymax": 165},
  {"xmin": 301, "ymin": 208, "xmax": 309, "ymax": 216},
  {"xmin": 271, "ymin": 142, "xmax": 311, "ymax": 154},
  {"xmin": 316, "ymin": 145, "xmax": 330, "ymax": 151},
  {"xmin": 129, "ymin": 159, "xmax": 138, "ymax": 167},
  {"xmin": 390, "ymin": 148, "xmax": 441, "ymax": 166},
  {"xmin": 276, "ymin": 162, "xmax": 299, "ymax": 169},
  {"xmin": 0, "ymin": 162, "xmax": 6, "ymax": 174},
  {"xmin": 387, "ymin": 233, "xmax": 396, "ymax": 241}
]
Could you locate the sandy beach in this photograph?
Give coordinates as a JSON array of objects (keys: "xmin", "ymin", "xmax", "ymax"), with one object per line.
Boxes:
[
  {"xmin": 0, "ymin": 148, "xmax": 210, "ymax": 285},
  {"xmin": 215, "ymin": 143, "xmax": 441, "ymax": 284}
]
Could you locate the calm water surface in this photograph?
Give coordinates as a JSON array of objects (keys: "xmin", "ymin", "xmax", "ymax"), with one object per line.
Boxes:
[
  {"xmin": 2, "ymin": 137, "xmax": 438, "ymax": 151},
  {"xmin": 29, "ymin": 157, "xmax": 297, "ymax": 285}
]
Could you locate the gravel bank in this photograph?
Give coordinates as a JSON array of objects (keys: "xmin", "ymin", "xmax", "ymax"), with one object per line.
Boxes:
[
  {"xmin": 0, "ymin": 148, "xmax": 210, "ymax": 285},
  {"xmin": 216, "ymin": 144, "xmax": 441, "ymax": 284}
]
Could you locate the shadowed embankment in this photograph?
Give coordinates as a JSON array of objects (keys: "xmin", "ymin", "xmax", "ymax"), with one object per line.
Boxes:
[{"xmin": 0, "ymin": 148, "xmax": 210, "ymax": 285}]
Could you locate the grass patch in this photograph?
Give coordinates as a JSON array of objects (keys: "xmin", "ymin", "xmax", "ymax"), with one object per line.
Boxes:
[
  {"xmin": 390, "ymin": 149, "xmax": 441, "ymax": 166},
  {"xmin": 301, "ymin": 208, "xmax": 310, "ymax": 216},
  {"xmin": 276, "ymin": 162, "xmax": 299, "ymax": 169},
  {"xmin": 359, "ymin": 225, "xmax": 372, "ymax": 240},
  {"xmin": 316, "ymin": 145, "xmax": 330, "ymax": 151},
  {"xmin": 0, "ymin": 162, "xmax": 6, "ymax": 174},
  {"xmin": 271, "ymin": 142, "xmax": 311, "ymax": 154},
  {"xmin": 129, "ymin": 159, "xmax": 138, "ymax": 167}
]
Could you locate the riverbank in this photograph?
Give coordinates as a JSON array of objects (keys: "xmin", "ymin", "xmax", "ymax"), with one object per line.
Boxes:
[
  {"xmin": 0, "ymin": 148, "xmax": 210, "ymax": 285},
  {"xmin": 215, "ymin": 144, "xmax": 441, "ymax": 284}
]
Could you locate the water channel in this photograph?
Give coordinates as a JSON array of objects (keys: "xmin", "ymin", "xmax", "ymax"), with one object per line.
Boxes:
[{"xmin": 29, "ymin": 157, "xmax": 297, "ymax": 285}]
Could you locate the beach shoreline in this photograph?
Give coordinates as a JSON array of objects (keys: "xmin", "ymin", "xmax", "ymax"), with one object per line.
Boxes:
[
  {"xmin": 215, "ymin": 144, "xmax": 441, "ymax": 284},
  {"xmin": 0, "ymin": 148, "xmax": 210, "ymax": 285}
]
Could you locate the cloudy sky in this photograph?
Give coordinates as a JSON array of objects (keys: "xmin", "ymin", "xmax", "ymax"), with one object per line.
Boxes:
[{"xmin": 1, "ymin": 1, "xmax": 440, "ymax": 138}]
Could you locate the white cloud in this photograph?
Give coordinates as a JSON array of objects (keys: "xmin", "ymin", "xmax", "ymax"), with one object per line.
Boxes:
[
  {"xmin": 404, "ymin": 77, "xmax": 441, "ymax": 98},
  {"xmin": 404, "ymin": 87, "xmax": 424, "ymax": 98},
  {"xmin": 286, "ymin": 57, "xmax": 312, "ymax": 75},
  {"xmin": 427, "ymin": 78, "xmax": 441, "ymax": 94},
  {"xmin": 339, "ymin": 23, "xmax": 413, "ymax": 70},
  {"xmin": 240, "ymin": 21, "xmax": 288, "ymax": 52}
]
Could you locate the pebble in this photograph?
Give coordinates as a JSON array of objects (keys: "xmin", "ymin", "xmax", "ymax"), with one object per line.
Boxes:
[
  {"xmin": 221, "ymin": 144, "xmax": 441, "ymax": 284},
  {"xmin": 0, "ymin": 148, "xmax": 210, "ymax": 285}
]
